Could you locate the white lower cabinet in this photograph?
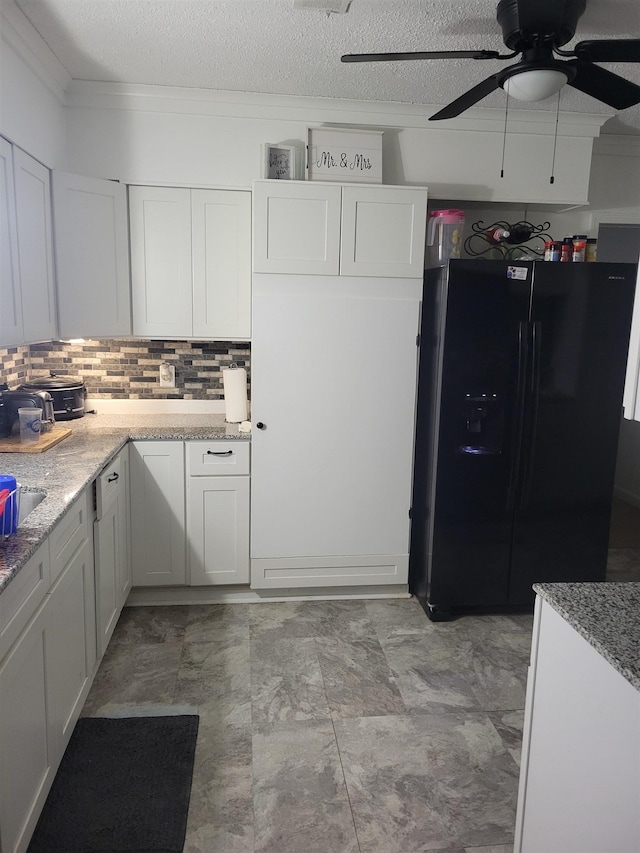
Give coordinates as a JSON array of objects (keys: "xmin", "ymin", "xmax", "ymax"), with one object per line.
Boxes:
[
  {"xmin": 128, "ymin": 440, "xmax": 250, "ymax": 589},
  {"xmin": 515, "ymin": 597, "xmax": 640, "ymax": 852},
  {"xmin": 93, "ymin": 445, "xmax": 131, "ymax": 656},
  {"xmin": 130, "ymin": 441, "xmax": 186, "ymax": 586},
  {"xmin": 0, "ymin": 487, "xmax": 97, "ymax": 853},
  {"xmin": 186, "ymin": 441, "xmax": 250, "ymax": 585},
  {"xmin": 0, "ymin": 602, "xmax": 52, "ymax": 853},
  {"xmin": 46, "ymin": 534, "xmax": 96, "ymax": 762}
]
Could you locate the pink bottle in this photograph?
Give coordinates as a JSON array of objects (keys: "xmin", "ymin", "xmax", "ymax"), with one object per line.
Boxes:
[{"xmin": 426, "ymin": 209, "xmax": 466, "ymax": 268}]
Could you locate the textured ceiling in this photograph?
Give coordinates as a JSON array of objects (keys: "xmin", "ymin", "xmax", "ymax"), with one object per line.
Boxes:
[{"xmin": 10, "ymin": 0, "xmax": 640, "ymax": 133}]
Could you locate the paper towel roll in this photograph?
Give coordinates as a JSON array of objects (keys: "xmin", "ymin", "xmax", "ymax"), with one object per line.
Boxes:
[{"xmin": 222, "ymin": 366, "xmax": 248, "ymax": 423}]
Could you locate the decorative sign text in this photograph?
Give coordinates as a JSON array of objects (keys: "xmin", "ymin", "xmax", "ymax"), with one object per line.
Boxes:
[
  {"xmin": 307, "ymin": 128, "xmax": 383, "ymax": 183},
  {"xmin": 315, "ymin": 150, "xmax": 374, "ymax": 173}
]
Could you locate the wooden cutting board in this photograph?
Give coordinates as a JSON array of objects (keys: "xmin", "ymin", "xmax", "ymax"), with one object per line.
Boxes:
[{"xmin": 0, "ymin": 427, "xmax": 72, "ymax": 453}]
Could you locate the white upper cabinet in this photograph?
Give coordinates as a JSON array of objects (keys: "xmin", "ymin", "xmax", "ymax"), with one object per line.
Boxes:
[
  {"xmin": 129, "ymin": 185, "xmax": 251, "ymax": 339},
  {"xmin": 253, "ymin": 181, "xmax": 342, "ymax": 275},
  {"xmin": 191, "ymin": 189, "xmax": 251, "ymax": 338},
  {"xmin": 129, "ymin": 186, "xmax": 192, "ymax": 338},
  {"xmin": 340, "ymin": 185, "xmax": 428, "ymax": 278},
  {"xmin": 13, "ymin": 148, "xmax": 57, "ymax": 344},
  {"xmin": 252, "ymin": 180, "xmax": 428, "ymax": 277},
  {"xmin": 0, "ymin": 137, "xmax": 23, "ymax": 347},
  {"xmin": 52, "ymin": 171, "xmax": 131, "ymax": 339}
]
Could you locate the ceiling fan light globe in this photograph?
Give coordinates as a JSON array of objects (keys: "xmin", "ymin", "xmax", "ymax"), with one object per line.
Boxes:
[{"xmin": 502, "ymin": 68, "xmax": 569, "ymax": 101}]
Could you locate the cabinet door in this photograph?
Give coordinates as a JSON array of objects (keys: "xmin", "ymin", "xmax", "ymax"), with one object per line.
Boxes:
[
  {"xmin": 0, "ymin": 605, "xmax": 53, "ymax": 853},
  {"xmin": 340, "ymin": 186, "xmax": 428, "ymax": 278},
  {"xmin": 118, "ymin": 443, "xmax": 132, "ymax": 606},
  {"xmin": 129, "ymin": 185, "xmax": 192, "ymax": 337},
  {"xmin": 251, "ymin": 274, "xmax": 420, "ymax": 587},
  {"xmin": 46, "ymin": 536, "xmax": 96, "ymax": 763},
  {"xmin": 192, "ymin": 189, "xmax": 251, "ymax": 338},
  {"xmin": 188, "ymin": 476, "xmax": 250, "ymax": 585},
  {"xmin": 53, "ymin": 171, "xmax": 131, "ymax": 338},
  {"xmin": 515, "ymin": 599, "xmax": 640, "ymax": 853},
  {"xmin": 13, "ymin": 148, "xmax": 57, "ymax": 343},
  {"xmin": 94, "ymin": 497, "xmax": 120, "ymax": 658},
  {"xmin": 0, "ymin": 137, "xmax": 23, "ymax": 347},
  {"xmin": 130, "ymin": 441, "xmax": 186, "ymax": 587},
  {"xmin": 252, "ymin": 180, "xmax": 341, "ymax": 275}
]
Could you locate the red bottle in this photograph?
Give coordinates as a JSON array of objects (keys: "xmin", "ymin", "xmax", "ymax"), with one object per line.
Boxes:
[{"xmin": 485, "ymin": 226, "xmax": 510, "ymax": 244}]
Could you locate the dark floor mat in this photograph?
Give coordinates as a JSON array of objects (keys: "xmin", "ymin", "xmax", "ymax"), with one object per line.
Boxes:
[{"xmin": 28, "ymin": 714, "xmax": 199, "ymax": 853}]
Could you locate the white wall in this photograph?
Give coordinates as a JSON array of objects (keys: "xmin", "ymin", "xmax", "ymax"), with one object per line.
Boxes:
[
  {"xmin": 63, "ymin": 81, "xmax": 605, "ymax": 206},
  {"xmin": 0, "ymin": 3, "xmax": 67, "ymax": 166},
  {"xmin": 586, "ymin": 141, "xmax": 640, "ymax": 506}
]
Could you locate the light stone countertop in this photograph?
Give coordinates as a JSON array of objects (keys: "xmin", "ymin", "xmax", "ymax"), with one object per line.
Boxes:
[
  {"xmin": 534, "ymin": 582, "xmax": 640, "ymax": 691},
  {"xmin": 0, "ymin": 413, "xmax": 250, "ymax": 594}
]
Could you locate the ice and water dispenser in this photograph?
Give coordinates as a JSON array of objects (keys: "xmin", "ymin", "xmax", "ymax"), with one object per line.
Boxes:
[{"xmin": 457, "ymin": 393, "xmax": 504, "ymax": 456}]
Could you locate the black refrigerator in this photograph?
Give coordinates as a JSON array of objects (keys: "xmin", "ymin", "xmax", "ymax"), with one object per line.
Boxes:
[{"xmin": 409, "ymin": 259, "xmax": 637, "ymax": 621}]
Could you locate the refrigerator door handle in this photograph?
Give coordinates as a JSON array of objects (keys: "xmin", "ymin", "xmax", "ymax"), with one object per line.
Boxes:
[
  {"xmin": 506, "ymin": 320, "xmax": 529, "ymax": 513},
  {"xmin": 520, "ymin": 320, "xmax": 542, "ymax": 510}
]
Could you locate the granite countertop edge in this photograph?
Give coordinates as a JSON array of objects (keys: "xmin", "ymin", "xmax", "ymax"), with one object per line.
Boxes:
[
  {"xmin": 0, "ymin": 414, "xmax": 250, "ymax": 594},
  {"xmin": 534, "ymin": 581, "xmax": 640, "ymax": 691}
]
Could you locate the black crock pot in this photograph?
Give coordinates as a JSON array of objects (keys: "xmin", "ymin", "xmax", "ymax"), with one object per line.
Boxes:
[{"xmin": 20, "ymin": 373, "xmax": 87, "ymax": 420}]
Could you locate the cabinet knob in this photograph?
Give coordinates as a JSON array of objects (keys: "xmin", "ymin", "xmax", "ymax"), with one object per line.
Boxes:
[
  {"xmin": 256, "ymin": 422, "xmax": 266, "ymax": 430},
  {"xmin": 107, "ymin": 472, "xmax": 119, "ymax": 483}
]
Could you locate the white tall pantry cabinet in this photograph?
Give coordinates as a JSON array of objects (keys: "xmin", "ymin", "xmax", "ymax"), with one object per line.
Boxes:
[{"xmin": 250, "ymin": 180, "xmax": 427, "ymax": 590}]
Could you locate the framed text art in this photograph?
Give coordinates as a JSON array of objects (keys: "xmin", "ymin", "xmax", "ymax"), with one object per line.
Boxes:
[
  {"xmin": 263, "ymin": 144, "xmax": 298, "ymax": 180},
  {"xmin": 306, "ymin": 127, "xmax": 383, "ymax": 182}
]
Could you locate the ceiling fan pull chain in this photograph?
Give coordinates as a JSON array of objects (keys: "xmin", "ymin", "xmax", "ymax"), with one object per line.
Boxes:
[
  {"xmin": 549, "ymin": 90, "xmax": 561, "ymax": 184},
  {"xmin": 500, "ymin": 92, "xmax": 510, "ymax": 178}
]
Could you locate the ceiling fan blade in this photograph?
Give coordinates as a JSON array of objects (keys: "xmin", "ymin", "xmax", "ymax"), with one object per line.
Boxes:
[
  {"xmin": 567, "ymin": 60, "xmax": 640, "ymax": 109},
  {"xmin": 341, "ymin": 49, "xmax": 502, "ymax": 63},
  {"xmin": 573, "ymin": 39, "xmax": 640, "ymax": 63},
  {"xmin": 429, "ymin": 73, "xmax": 503, "ymax": 121}
]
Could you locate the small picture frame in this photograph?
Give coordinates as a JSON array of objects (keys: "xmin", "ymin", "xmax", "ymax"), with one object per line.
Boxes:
[{"xmin": 263, "ymin": 144, "xmax": 298, "ymax": 180}]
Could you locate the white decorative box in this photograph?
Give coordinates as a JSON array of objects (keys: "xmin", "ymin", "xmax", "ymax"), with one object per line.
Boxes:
[{"xmin": 306, "ymin": 127, "xmax": 383, "ymax": 183}]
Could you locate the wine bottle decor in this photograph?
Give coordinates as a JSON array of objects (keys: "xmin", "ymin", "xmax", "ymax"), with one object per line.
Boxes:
[{"xmin": 464, "ymin": 219, "xmax": 552, "ymax": 260}]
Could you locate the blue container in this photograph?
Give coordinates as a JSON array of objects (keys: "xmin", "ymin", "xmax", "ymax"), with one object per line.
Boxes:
[{"xmin": 0, "ymin": 474, "xmax": 18, "ymax": 536}]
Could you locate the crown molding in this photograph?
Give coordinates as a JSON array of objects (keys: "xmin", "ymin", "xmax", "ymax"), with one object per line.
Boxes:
[
  {"xmin": 1, "ymin": 0, "xmax": 70, "ymax": 103},
  {"xmin": 66, "ymin": 80, "xmax": 610, "ymax": 139},
  {"xmin": 592, "ymin": 134, "xmax": 640, "ymax": 158}
]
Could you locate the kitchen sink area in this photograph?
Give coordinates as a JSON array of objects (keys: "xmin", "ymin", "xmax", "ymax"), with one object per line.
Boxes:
[{"xmin": 17, "ymin": 488, "xmax": 46, "ymax": 526}]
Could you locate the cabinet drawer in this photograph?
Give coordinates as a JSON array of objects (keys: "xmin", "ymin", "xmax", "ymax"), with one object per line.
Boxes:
[
  {"xmin": 0, "ymin": 541, "xmax": 50, "ymax": 660},
  {"xmin": 95, "ymin": 453, "xmax": 123, "ymax": 519},
  {"xmin": 186, "ymin": 441, "xmax": 250, "ymax": 476},
  {"xmin": 49, "ymin": 490, "xmax": 91, "ymax": 584}
]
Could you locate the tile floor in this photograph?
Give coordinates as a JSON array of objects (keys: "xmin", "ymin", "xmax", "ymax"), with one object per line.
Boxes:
[{"xmin": 81, "ymin": 599, "xmax": 533, "ymax": 853}]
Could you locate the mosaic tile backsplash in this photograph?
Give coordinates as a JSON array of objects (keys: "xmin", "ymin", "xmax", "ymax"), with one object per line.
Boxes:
[{"xmin": 0, "ymin": 340, "xmax": 251, "ymax": 399}]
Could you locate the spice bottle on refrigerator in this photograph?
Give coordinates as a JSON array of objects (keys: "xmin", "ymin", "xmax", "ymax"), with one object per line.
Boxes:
[
  {"xmin": 560, "ymin": 237, "xmax": 573, "ymax": 262},
  {"xmin": 572, "ymin": 235, "xmax": 587, "ymax": 262},
  {"xmin": 586, "ymin": 238, "xmax": 598, "ymax": 262}
]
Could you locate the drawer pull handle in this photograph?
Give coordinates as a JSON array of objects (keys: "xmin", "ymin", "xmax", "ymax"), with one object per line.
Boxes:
[
  {"xmin": 207, "ymin": 450, "xmax": 233, "ymax": 457},
  {"xmin": 107, "ymin": 473, "xmax": 119, "ymax": 482}
]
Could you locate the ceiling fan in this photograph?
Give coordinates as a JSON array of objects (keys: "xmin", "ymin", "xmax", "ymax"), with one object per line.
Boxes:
[{"xmin": 341, "ymin": 0, "xmax": 640, "ymax": 120}]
